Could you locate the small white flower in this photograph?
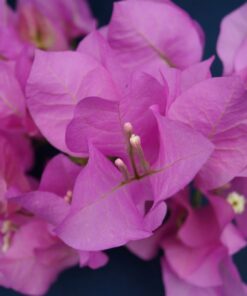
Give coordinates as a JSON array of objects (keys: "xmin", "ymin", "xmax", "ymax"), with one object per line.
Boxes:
[{"xmin": 227, "ymin": 192, "xmax": 246, "ymax": 214}]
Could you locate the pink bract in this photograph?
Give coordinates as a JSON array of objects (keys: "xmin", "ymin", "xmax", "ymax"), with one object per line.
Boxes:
[
  {"xmin": 0, "ymin": 0, "xmax": 246, "ymax": 295},
  {"xmin": 217, "ymin": 3, "xmax": 247, "ymax": 75},
  {"xmin": 106, "ymin": 0, "xmax": 204, "ymax": 70}
]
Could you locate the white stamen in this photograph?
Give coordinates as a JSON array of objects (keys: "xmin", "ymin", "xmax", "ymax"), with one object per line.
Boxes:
[
  {"xmin": 2, "ymin": 232, "xmax": 11, "ymax": 253},
  {"xmin": 130, "ymin": 134, "xmax": 141, "ymax": 148},
  {"xmin": 123, "ymin": 122, "xmax": 150, "ymax": 178},
  {"xmin": 115, "ymin": 158, "xmax": 125, "ymax": 168},
  {"xmin": 123, "ymin": 122, "xmax": 133, "ymax": 136},
  {"xmin": 115, "ymin": 158, "xmax": 130, "ymax": 181},
  {"xmin": 130, "ymin": 134, "xmax": 149, "ymax": 173},
  {"xmin": 64, "ymin": 190, "xmax": 73, "ymax": 204},
  {"xmin": 227, "ymin": 192, "xmax": 246, "ymax": 214},
  {"xmin": 1, "ymin": 220, "xmax": 12, "ymax": 234}
]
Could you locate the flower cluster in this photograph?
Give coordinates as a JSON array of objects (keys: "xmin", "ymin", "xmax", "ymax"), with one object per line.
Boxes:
[{"xmin": 0, "ymin": 0, "xmax": 247, "ymax": 295}]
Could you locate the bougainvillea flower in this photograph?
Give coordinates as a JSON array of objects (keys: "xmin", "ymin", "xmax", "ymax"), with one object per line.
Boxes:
[
  {"xmin": 0, "ymin": 217, "xmax": 78, "ymax": 296},
  {"xmin": 168, "ymin": 76, "xmax": 247, "ymax": 189},
  {"xmin": 0, "ymin": 139, "xmax": 81, "ymax": 295},
  {"xmin": 217, "ymin": 3, "xmax": 247, "ymax": 75},
  {"xmin": 15, "ymin": 0, "xmax": 96, "ymax": 51},
  {"xmin": 161, "ymin": 196, "xmax": 245, "ymax": 288},
  {"xmin": 15, "ymin": 154, "xmax": 81, "ymax": 226},
  {"xmin": 55, "ymin": 87, "xmax": 214, "ymax": 251},
  {"xmin": 13, "ymin": 154, "xmax": 109, "ymax": 268},
  {"xmin": 16, "ymin": 0, "xmax": 68, "ymax": 51},
  {"xmin": 18, "ymin": 0, "xmax": 96, "ymax": 41},
  {"xmin": 26, "ymin": 49, "xmax": 120, "ymax": 154},
  {"xmin": 106, "ymin": 0, "xmax": 204, "ymax": 70},
  {"xmin": 1, "ymin": 0, "xmax": 95, "ymax": 60},
  {"xmin": 65, "ymin": 70, "xmax": 212, "ymax": 164},
  {"xmin": 0, "ymin": 136, "xmax": 79, "ymax": 295},
  {"xmin": 221, "ymin": 177, "xmax": 247, "ymax": 239},
  {"xmin": 0, "ymin": 0, "xmax": 246, "ymax": 294},
  {"xmin": 66, "ymin": 72, "xmax": 166, "ymax": 157},
  {"xmin": 162, "ymin": 258, "xmax": 247, "ymax": 296},
  {"xmin": 128, "ymin": 189, "xmax": 234, "ymax": 261},
  {"xmin": 128, "ymin": 189, "xmax": 245, "ymax": 291},
  {"xmin": 32, "ymin": 0, "xmax": 96, "ymax": 39},
  {"xmin": 65, "ymin": 71, "xmax": 213, "ymax": 196},
  {"xmin": 55, "ymin": 145, "xmax": 159, "ymax": 250}
]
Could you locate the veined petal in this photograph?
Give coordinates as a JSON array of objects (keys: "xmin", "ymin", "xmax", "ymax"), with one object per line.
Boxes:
[{"xmin": 55, "ymin": 145, "xmax": 151, "ymax": 251}]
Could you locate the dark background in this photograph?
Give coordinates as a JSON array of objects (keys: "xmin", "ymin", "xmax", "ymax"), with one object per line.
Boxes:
[{"xmin": 1, "ymin": 0, "xmax": 247, "ymax": 295}]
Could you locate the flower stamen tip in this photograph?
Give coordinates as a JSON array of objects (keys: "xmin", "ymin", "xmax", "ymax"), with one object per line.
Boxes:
[
  {"xmin": 115, "ymin": 158, "xmax": 130, "ymax": 181},
  {"xmin": 130, "ymin": 134, "xmax": 141, "ymax": 148},
  {"xmin": 64, "ymin": 190, "xmax": 73, "ymax": 204},
  {"xmin": 123, "ymin": 122, "xmax": 133, "ymax": 136},
  {"xmin": 227, "ymin": 191, "xmax": 246, "ymax": 214}
]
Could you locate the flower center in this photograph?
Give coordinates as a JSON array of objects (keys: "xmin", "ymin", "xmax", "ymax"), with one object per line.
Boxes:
[
  {"xmin": 227, "ymin": 192, "xmax": 246, "ymax": 214},
  {"xmin": 115, "ymin": 122, "xmax": 150, "ymax": 182}
]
